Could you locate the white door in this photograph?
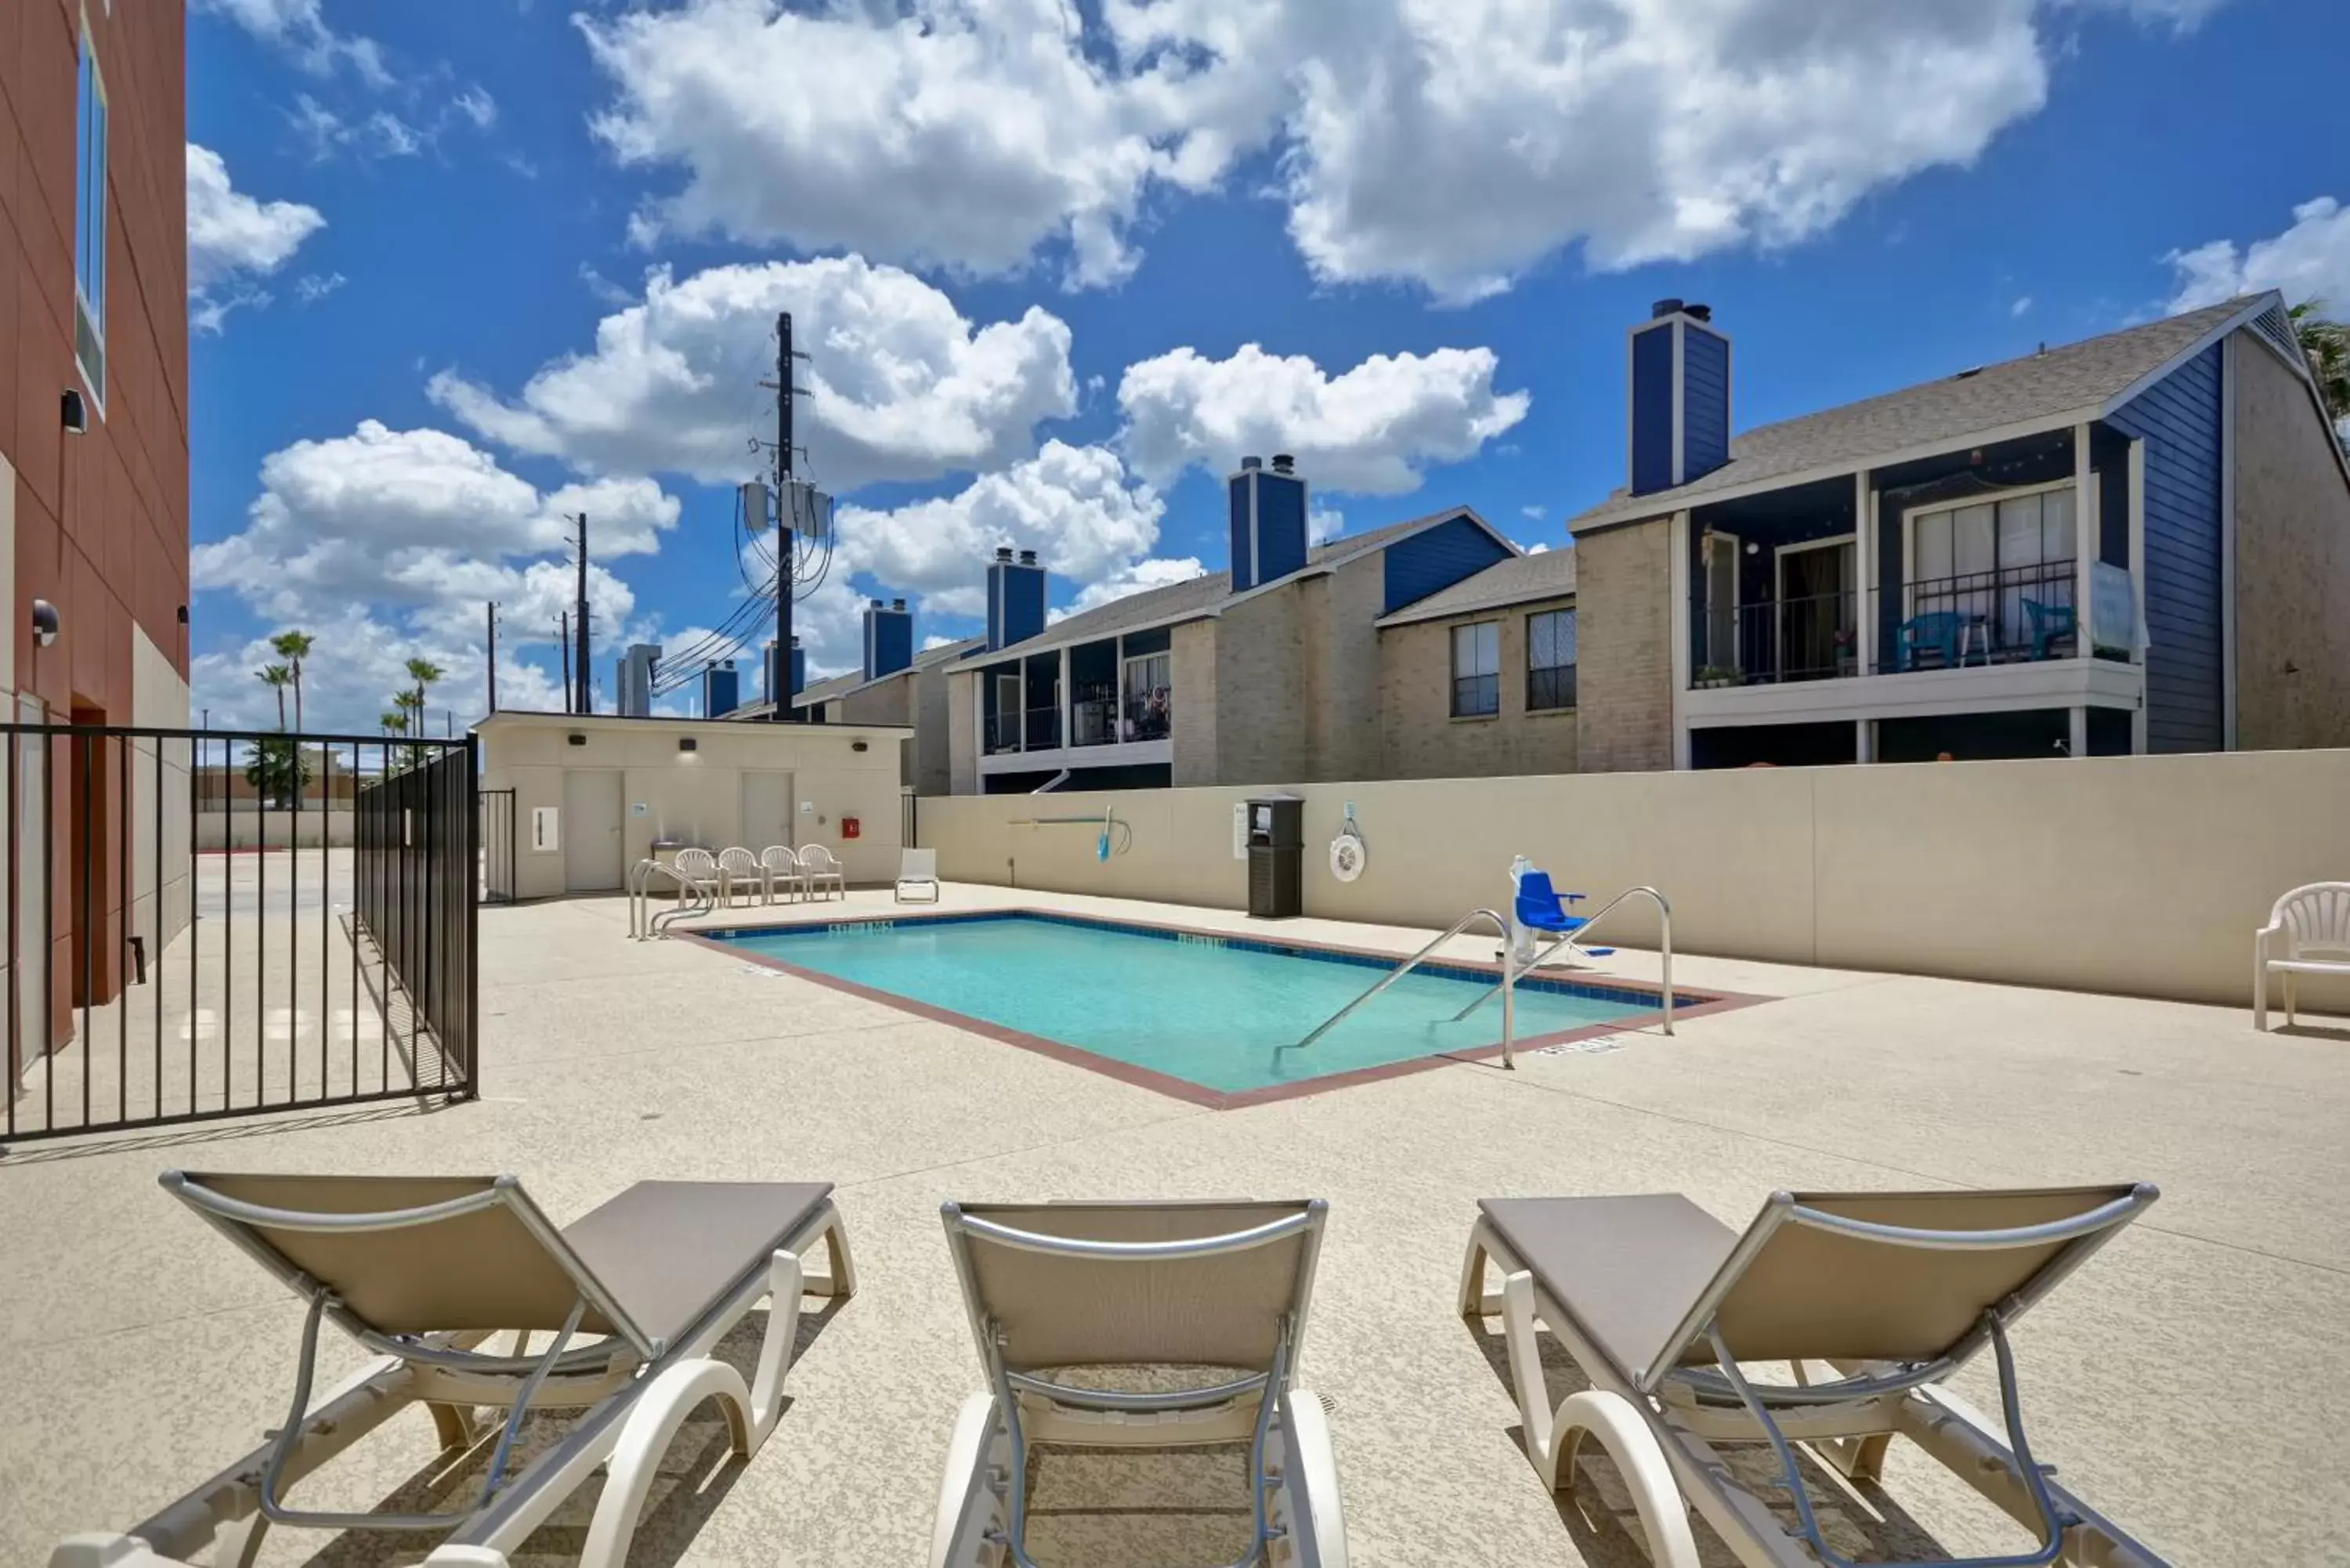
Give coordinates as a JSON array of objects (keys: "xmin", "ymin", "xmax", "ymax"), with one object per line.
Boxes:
[
  {"xmin": 740, "ymin": 771, "xmax": 794, "ymax": 851},
  {"xmin": 561, "ymin": 770, "xmax": 624, "ymax": 891}
]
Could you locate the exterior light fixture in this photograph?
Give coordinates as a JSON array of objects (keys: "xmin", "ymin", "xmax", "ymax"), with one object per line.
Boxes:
[
  {"xmin": 678, "ymin": 736, "xmax": 698, "ymax": 753},
  {"xmin": 31, "ymin": 600, "xmax": 60, "ymax": 648},
  {"xmin": 61, "ymin": 390, "xmax": 88, "ymax": 435},
  {"xmin": 566, "ymin": 733, "xmax": 587, "ymax": 746},
  {"xmin": 851, "ymin": 739, "xmax": 869, "ymax": 753}
]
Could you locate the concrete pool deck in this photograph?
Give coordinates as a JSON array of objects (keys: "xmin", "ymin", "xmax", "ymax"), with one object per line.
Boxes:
[{"xmin": 4, "ymin": 879, "xmax": 2346, "ymax": 1566}]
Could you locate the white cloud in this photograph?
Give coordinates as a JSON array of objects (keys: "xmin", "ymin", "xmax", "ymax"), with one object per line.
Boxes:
[
  {"xmin": 192, "ymin": 0, "xmax": 390, "ymax": 86},
  {"xmin": 295, "ymin": 271, "xmax": 347, "ymax": 305},
  {"xmin": 2011, "ymin": 296, "xmax": 2034, "ymax": 317},
  {"xmin": 1308, "ymin": 506, "xmax": 1343, "ymax": 544},
  {"xmin": 429, "ymin": 256, "xmax": 1076, "ymax": 490},
  {"xmin": 1118, "ymin": 343, "xmax": 1528, "ymax": 494},
  {"xmin": 839, "ymin": 441, "xmax": 1164, "ymax": 618},
  {"xmin": 573, "ymin": 0, "xmax": 2215, "ymax": 299},
  {"xmin": 2167, "ymin": 197, "xmax": 2350, "ymax": 312},
  {"xmin": 186, "ymin": 143, "xmax": 325, "ymax": 334},
  {"xmin": 286, "ymin": 88, "xmax": 498, "ymax": 164},
  {"xmin": 1520, "ymin": 504, "xmax": 1547, "ymax": 522},
  {"xmin": 1051, "ymin": 557, "xmax": 1207, "ymax": 623}
]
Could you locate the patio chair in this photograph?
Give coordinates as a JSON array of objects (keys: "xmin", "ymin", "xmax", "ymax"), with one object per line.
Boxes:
[
  {"xmin": 896, "ymin": 847, "xmax": 941, "ymax": 904},
  {"xmin": 2254, "ymin": 881, "xmax": 2350, "ymax": 1031},
  {"xmin": 668, "ymin": 846, "xmax": 722, "ymax": 909},
  {"xmin": 931, "ymin": 1198, "xmax": 1347, "ymax": 1568},
  {"xmin": 1514, "ymin": 869, "xmax": 1614, "ymax": 963},
  {"xmin": 1896, "ymin": 610, "xmax": 1962, "ymax": 671},
  {"xmin": 51, "ymin": 1171, "xmax": 855, "ymax": 1568},
  {"xmin": 716, "ymin": 845, "xmax": 765, "ymax": 908},
  {"xmin": 798, "ymin": 843, "xmax": 846, "ymax": 901},
  {"xmin": 761, "ymin": 844, "xmax": 806, "ymax": 905},
  {"xmin": 2023, "ymin": 598, "xmax": 2077, "ymax": 660},
  {"xmin": 1458, "ymin": 1183, "xmax": 2164, "ymax": 1568}
]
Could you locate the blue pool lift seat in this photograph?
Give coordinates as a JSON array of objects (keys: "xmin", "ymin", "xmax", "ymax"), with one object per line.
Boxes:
[{"xmin": 1514, "ymin": 871, "xmax": 1613, "ymax": 959}]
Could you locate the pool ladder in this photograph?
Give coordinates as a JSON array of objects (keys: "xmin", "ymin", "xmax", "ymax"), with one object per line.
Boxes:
[
  {"xmin": 628, "ymin": 857, "xmax": 714, "ymax": 941},
  {"xmin": 1276, "ymin": 887, "xmax": 1675, "ymax": 1071}
]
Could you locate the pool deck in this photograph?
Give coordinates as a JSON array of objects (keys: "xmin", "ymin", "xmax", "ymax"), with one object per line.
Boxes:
[{"xmin": 5, "ymin": 878, "xmax": 2347, "ymax": 1566}]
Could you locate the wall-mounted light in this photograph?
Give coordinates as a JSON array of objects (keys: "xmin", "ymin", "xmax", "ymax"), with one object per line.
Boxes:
[
  {"xmin": 176, "ymin": 605, "xmax": 189, "ymax": 624},
  {"xmin": 678, "ymin": 736, "xmax": 698, "ymax": 753},
  {"xmin": 31, "ymin": 600, "xmax": 60, "ymax": 649},
  {"xmin": 566, "ymin": 732, "xmax": 587, "ymax": 747},
  {"xmin": 851, "ymin": 739, "xmax": 869, "ymax": 753},
  {"xmin": 60, "ymin": 390, "xmax": 88, "ymax": 435}
]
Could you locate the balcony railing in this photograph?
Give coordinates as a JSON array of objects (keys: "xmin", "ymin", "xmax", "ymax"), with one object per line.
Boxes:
[{"xmin": 1690, "ymin": 562, "xmax": 2095, "ymax": 690}]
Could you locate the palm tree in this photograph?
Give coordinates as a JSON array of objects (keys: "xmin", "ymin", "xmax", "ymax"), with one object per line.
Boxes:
[
  {"xmin": 269, "ymin": 629, "xmax": 315, "ymax": 732},
  {"xmin": 403, "ymin": 658, "xmax": 445, "ymax": 728},
  {"xmin": 2291, "ymin": 300, "xmax": 2349, "ymax": 433},
  {"xmin": 257, "ymin": 663, "xmax": 292, "ymax": 730},
  {"xmin": 379, "ymin": 710, "xmax": 407, "ymax": 737}
]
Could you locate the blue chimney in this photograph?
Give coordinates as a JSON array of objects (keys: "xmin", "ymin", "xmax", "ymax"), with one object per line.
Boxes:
[
  {"xmin": 764, "ymin": 639, "xmax": 807, "ymax": 710},
  {"xmin": 1629, "ymin": 300, "xmax": 1731, "ymax": 497},
  {"xmin": 862, "ymin": 597, "xmax": 914, "ymax": 681},
  {"xmin": 985, "ymin": 547, "xmax": 1047, "ymax": 652},
  {"xmin": 1227, "ymin": 453, "xmax": 1307, "ymax": 593},
  {"xmin": 701, "ymin": 659, "xmax": 739, "ymax": 717}
]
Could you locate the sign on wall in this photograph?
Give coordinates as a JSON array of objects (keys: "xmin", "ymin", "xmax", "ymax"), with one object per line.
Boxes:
[{"xmin": 530, "ymin": 806, "xmax": 560, "ymax": 852}]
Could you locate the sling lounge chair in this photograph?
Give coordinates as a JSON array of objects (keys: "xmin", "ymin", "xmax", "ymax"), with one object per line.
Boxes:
[
  {"xmin": 1458, "ymin": 1183, "xmax": 2164, "ymax": 1568},
  {"xmin": 897, "ymin": 847, "xmax": 942, "ymax": 904},
  {"xmin": 931, "ymin": 1198, "xmax": 1346, "ymax": 1568},
  {"xmin": 51, "ymin": 1171, "xmax": 855, "ymax": 1568}
]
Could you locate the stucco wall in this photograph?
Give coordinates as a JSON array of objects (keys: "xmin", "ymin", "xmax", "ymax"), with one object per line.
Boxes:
[
  {"xmin": 1573, "ymin": 516, "xmax": 1676, "ymax": 771},
  {"xmin": 924, "ymin": 748, "xmax": 2350, "ymax": 1008},
  {"xmin": 479, "ymin": 717, "xmax": 909, "ymax": 900},
  {"xmin": 1378, "ymin": 595, "xmax": 1579, "ymax": 779},
  {"xmin": 2231, "ymin": 333, "xmax": 2350, "ymax": 750}
]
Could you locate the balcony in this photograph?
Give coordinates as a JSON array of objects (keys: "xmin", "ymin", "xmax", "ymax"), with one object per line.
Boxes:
[{"xmin": 978, "ymin": 633, "xmax": 1174, "ymax": 775}]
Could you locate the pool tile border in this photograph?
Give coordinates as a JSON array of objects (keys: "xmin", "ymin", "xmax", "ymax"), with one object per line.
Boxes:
[{"xmin": 677, "ymin": 907, "xmax": 1768, "ymax": 1111}]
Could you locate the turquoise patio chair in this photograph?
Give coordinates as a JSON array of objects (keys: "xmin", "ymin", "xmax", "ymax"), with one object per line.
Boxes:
[
  {"xmin": 1896, "ymin": 610, "xmax": 1961, "ymax": 671},
  {"xmin": 2023, "ymin": 598, "xmax": 2077, "ymax": 659}
]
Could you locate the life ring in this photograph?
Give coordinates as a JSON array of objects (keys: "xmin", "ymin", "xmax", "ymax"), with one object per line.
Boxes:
[{"xmin": 1329, "ymin": 832, "xmax": 1367, "ymax": 883}]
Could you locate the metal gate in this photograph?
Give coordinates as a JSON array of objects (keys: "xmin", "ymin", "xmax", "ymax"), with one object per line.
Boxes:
[
  {"xmin": 479, "ymin": 788, "xmax": 517, "ymax": 904},
  {"xmin": 2, "ymin": 724, "xmax": 477, "ymax": 1146}
]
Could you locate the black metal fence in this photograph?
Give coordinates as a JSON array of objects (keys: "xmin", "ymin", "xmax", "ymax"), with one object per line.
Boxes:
[{"xmin": 1, "ymin": 724, "xmax": 476, "ymax": 1147}]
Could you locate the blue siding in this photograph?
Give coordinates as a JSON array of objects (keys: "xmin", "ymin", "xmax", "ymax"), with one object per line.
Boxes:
[
  {"xmin": 789, "ymin": 644, "xmax": 804, "ymax": 700},
  {"xmin": 864, "ymin": 605, "xmax": 913, "ymax": 679},
  {"xmin": 1382, "ymin": 516, "xmax": 1513, "ymax": 615},
  {"xmin": 1256, "ymin": 472, "xmax": 1308, "ymax": 583},
  {"xmin": 1682, "ymin": 325, "xmax": 1730, "ymax": 482},
  {"xmin": 703, "ymin": 665, "xmax": 739, "ymax": 716},
  {"xmin": 986, "ymin": 561, "xmax": 1047, "ymax": 651},
  {"xmin": 1229, "ymin": 475, "xmax": 1254, "ymax": 591},
  {"xmin": 2106, "ymin": 343, "xmax": 2224, "ymax": 753},
  {"xmin": 1630, "ymin": 323, "xmax": 1676, "ymax": 496}
]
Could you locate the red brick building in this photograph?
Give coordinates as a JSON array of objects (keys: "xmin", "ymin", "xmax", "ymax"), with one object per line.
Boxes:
[{"xmin": 2, "ymin": 1, "xmax": 191, "ymax": 1067}]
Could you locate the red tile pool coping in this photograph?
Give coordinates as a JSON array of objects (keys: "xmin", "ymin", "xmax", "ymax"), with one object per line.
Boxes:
[{"xmin": 676, "ymin": 908, "xmax": 1767, "ymax": 1111}]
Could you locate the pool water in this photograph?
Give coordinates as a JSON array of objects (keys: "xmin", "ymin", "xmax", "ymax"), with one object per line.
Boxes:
[{"xmin": 714, "ymin": 914, "xmax": 1672, "ymax": 1095}]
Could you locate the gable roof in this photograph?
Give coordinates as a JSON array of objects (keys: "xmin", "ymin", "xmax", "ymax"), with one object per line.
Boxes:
[
  {"xmin": 1375, "ymin": 547, "xmax": 1577, "ymax": 627},
  {"xmin": 954, "ymin": 506, "xmax": 1508, "ymax": 667},
  {"xmin": 1568, "ymin": 294, "xmax": 2273, "ymax": 533}
]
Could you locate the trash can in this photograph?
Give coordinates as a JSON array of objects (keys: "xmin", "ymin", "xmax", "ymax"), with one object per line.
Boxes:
[{"xmin": 1246, "ymin": 794, "xmax": 1303, "ymax": 919}]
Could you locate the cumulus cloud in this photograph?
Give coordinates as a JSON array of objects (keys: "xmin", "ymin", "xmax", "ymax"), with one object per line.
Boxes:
[
  {"xmin": 186, "ymin": 143, "xmax": 325, "ymax": 332},
  {"xmin": 1118, "ymin": 343, "xmax": 1528, "ymax": 494},
  {"xmin": 838, "ymin": 440, "xmax": 1165, "ymax": 618},
  {"xmin": 1052, "ymin": 557, "xmax": 1209, "ymax": 623},
  {"xmin": 190, "ymin": 608, "xmax": 577, "ymax": 736},
  {"xmin": 429, "ymin": 256, "xmax": 1076, "ymax": 490},
  {"xmin": 191, "ymin": 0, "xmax": 389, "ymax": 85},
  {"xmin": 2167, "ymin": 197, "xmax": 2350, "ymax": 312},
  {"xmin": 576, "ymin": 0, "xmax": 2218, "ymax": 299}
]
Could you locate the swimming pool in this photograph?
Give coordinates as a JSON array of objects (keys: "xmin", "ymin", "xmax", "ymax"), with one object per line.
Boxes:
[{"xmin": 703, "ymin": 912, "xmax": 1710, "ymax": 1104}]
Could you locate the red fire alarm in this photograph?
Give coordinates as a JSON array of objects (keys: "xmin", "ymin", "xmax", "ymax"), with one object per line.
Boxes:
[{"xmin": 841, "ymin": 816, "xmax": 861, "ymax": 840}]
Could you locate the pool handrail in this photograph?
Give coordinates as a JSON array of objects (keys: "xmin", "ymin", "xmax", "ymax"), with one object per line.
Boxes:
[
  {"xmin": 1448, "ymin": 884, "xmax": 1674, "ymax": 1036},
  {"xmin": 1277, "ymin": 908, "xmax": 1517, "ymax": 1067}
]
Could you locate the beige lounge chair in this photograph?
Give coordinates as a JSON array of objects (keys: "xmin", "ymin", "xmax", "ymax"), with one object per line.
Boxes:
[
  {"xmin": 52, "ymin": 1171, "xmax": 855, "ymax": 1568},
  {"xmin": 896, "ymin": 847, "xmax": 941, "ymax": 903},
  {"xmin": 931, "ymin": 1198, "xmax": 1346, "ymax": 1568},
  {"xmin": 1459, "ymin": 1183, "xmax": 2163, "ymax": 1568}
]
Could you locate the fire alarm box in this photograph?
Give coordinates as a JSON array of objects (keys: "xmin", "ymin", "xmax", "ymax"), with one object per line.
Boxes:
[{"xmin": 841, "ymin": 816, "xmax": 861, "ymax": 840}]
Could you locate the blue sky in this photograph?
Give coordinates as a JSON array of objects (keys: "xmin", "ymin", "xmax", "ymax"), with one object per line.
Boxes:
[{"xmin": 183, "ymin": 0, "xmax": 2350, "ymax": 732}]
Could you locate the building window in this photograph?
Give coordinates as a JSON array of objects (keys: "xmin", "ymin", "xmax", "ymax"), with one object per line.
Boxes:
[
  {"xmin": 1526, "ymin": 608, "xmax": 1577, "ymax": 710},
  {"xmin": 1451, "ymin": 621, "xmax": 1499, "ymax": 717},
  {"xmin": 1120, "ymin": 651, "xmax": 1171, "ymax": 742},
  {"xmin": 74, "ymin": 17, "xmax": 109, "ymax": 409},
  {"xmin": 1908, "ymin": 485, "xmax": 2078, "ymax": 657}
]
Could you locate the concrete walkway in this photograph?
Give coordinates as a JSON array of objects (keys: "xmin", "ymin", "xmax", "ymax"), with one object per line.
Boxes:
[{"xmin": 3, "ymin": 882, "xmax": 2344, "ymax": 1566}]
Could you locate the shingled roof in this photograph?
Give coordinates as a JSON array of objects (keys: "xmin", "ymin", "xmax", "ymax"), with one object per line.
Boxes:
[
  {"xmin": 1569, "ymin": 294, "xmax": 2269, "ymax": 533},
  {"xmin": 1375, "ymin": 547, "xmax": 1577, "ymax": 627}
]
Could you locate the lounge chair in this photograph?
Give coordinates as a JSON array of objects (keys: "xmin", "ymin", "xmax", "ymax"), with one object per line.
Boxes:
[
  {"xmin": 761, "ymin": 844, "xmax": 806, "ymax": 904},
  {"xmin": 2254, "ymin": 881, "xmax": 2350, "ymax": 1031},
  {"xmin": 798, "ymin": 843, "xmax": 846, "ymax": 901},
  {"xmin": 931, "ymin": 1198, "xmax": 1346, "ymax": 1568},
  {"xmin": 717, "ymin": 845, "xmax": 765, "ymax": 907},
  {"xmin": 1459, "ymin": 1183, "xmax": 2163, "ymax": 1568},
  {"xmin": 51, "ymin": 1171, "xmax": 855, "ymax": 1568},
  {"xmin": 896, "ymin": 847, "xmax": 941, "ymax": 904}
]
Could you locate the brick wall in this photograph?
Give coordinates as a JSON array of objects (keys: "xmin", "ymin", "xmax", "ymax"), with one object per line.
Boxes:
[
  {"xmin": 1574, "ymin": 517, "xmax": 1676, "ymax": 771},
  {"xmin": 1213, "ymin": 587, "xmax": 1309, "ymax": 786},
  {"xmin": 946, "ymin": 670, "xmax": 977, "ymax": 793},
  {"xmin": 1171, "ymin": 620, "xmax": 1218, "ymax": 785},
  {"xmin": 2232, "ymin": 332, "xmax": 2350, "ymax": 750},
  {"xmin": 1378, "ymin": 595, "xmax": 1580, "ymax": 779},
  {"xmin": 1305, "ymin": 553, "xmax": 1386, "ymax": 782}
]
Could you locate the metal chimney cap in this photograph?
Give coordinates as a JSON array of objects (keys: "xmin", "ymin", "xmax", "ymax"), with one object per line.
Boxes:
[
  {"xmin": 994, "ymin": 545, "xmax": 1014, "ymax": 562},
  {"xmin": 1651, "ymin": 298, "xmax": 1685, "ymax": 319},
  {"xmin": 1271, "ymin": 453, "xmax": 1296, "ymax": 474},
  {"xmin": 1683, "ymin": 302, "xmax": 1712, "ymax": 323},
  {"xmin": 870, "ymin": 598, "xmax": 885, "ymax": 609},
  {"xmin": 1018, "ymin": 549, "xmax": 1038, "ymax": 566},
  {"xmin": 891, "ymin": 598, "xmax": 906, "ymax": 612},
  {"xmin": 1239, "ymin": 455, "xmax": 1263, "ymax": 471}
]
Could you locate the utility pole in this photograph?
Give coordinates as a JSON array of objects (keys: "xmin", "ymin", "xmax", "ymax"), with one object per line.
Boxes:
[
  {"xmin": 486, "ymin": 601, "xmax": 499, "ymax": 714},
  {"xmin": 572, "ymin": 513, "xmax": 591, "ymax": 715},
  {"xmin": 764, "ymin": 311, "xmax": 802, "ymax": 721},
  {"xmin": 558, "ymin": 611, "xmax": 572, "ymax": 714}
]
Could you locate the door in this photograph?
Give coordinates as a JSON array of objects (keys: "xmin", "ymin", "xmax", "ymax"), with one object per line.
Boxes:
[
  {"xmin": 740, "ymin": 771, "xmax": 794, "ymax": 851},
  {"xmin": 561, "ymin": 769, "xmax": 624, "ymax": 892},
  {"xmin": 1702, "ymin": 531, "xmax": 1741, "ymax": 677},
  {"xmin": 1777, "ymin": 541, "xmax": 1853, "ymax": 681}
]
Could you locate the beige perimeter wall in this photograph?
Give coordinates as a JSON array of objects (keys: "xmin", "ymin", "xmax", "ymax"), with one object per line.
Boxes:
[{"xmin": 923, "ymin": 749, "xmax": 2350, "ymax": 1008}]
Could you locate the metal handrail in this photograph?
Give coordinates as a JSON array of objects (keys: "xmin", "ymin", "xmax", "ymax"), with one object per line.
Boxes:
[
  {"xmin": 1278, "ymin": 908, "xmax": 1515, "ymax": 1065},
  {"xmin": 1448, "ymin": 885, "xmax": 1674, "ymax": 1036},
  {"xmin": 628, "ymin": 855, "xmax": 717, "ymax": 940}
]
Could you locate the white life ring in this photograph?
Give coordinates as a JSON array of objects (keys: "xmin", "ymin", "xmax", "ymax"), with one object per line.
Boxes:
[{"xmin": 1329, "ymin": 832, "xmax": 1367, "ymax": 883}]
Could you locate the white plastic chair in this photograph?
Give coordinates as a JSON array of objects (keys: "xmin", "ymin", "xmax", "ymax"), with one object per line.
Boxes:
[
  {"xmin": 761, "ymin": 844, "xmax": 805, "ymax": 905},
  {"xmin": 669, "ymin": 847, "xmax": 721, "ymax": 909},
  {"xmin": 717, "ymin": 847, "xmax": 765, "ymax": 908},
  {"xmin": 797, "ymin": 844, "xmax": 845, "ymax": 901},
  {"xmin": 896, "ymin": 847, "xmax": 940, "ymax": 905},
  {"xmin": 2255, "ymin": 881, "xmax": 2350, "ymax": 1031}
]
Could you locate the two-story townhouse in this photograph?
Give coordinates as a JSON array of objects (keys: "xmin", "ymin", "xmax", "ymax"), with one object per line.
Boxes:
[
  {"xmin": 1372, "ymin": 549, "xmax": 1580, "ymax": 780},
  {"xmin": 1567, "ymin": 293, "xmax": 2350, "ymax": 768}
]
